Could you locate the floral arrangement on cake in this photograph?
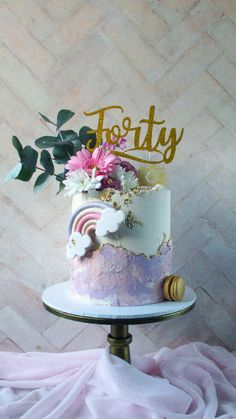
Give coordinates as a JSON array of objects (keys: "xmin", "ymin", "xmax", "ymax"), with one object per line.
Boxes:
[{"xmin": 5, "ymin": 109, "xmax": 139, "ymax": 197}]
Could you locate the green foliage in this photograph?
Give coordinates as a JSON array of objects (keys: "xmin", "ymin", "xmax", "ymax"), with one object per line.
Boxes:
[
  {"xmin": 57, "ymin": 109, "xmax": 75, "ymax": 130},
  {"xmin": 34, "ymin": 172, "xmax": 51, "ymax": 192},
  {"xmin": 39, "ymin": 113, "xmax": 55, "ymax": 125},
  {"xmin": 56, "ymin": 181, "xmax": 66, "ymax": 195},
  {"xmin": 4, "ymin": 162, "xmax": 22, "ymax": 181},
  {"xmin": 53, "ymin": 143, "xmax": 74, "ymax": 164},
  {"xmin": 40, "ymin": 150, "xmax": 54, "ymax": 175},
  {"xmin": 21, "ymin": 146, "xmax": 38, "ymax": 173},
  {"xmin": 35, "ymin": 136, "xmax": 59, "ymax": 149},
  {"xmin": 5, "ymin": 141, "xmax": 38, "ymax": 182},
  {"xmin": 12, "ymin": 136, "xmax": 23, "ymax": 158},
  {"xmin": 79, "ymin": 126, "xmax": 97, "ymax": 149},
  {"xmin": 6, "ymin": 108, "xmax": 98, "ymax": 194}
]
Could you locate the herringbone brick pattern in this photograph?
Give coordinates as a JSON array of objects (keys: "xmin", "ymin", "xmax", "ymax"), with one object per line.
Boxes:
[{"xmin": 0, "ymin": 0, "xmax": 235, "ymax": 354}]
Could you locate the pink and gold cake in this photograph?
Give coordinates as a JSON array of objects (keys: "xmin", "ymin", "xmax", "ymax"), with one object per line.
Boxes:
[{"xmin": 67, "ymin": 183, "xmax": 172, "ymax": 306}]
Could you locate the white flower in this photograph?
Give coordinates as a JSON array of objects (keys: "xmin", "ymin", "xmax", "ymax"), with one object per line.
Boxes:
[
  {"xmin": 96, "ymin": 207, "xmax": 125, "ymax": 237},
  {"xmin": 63, "ymin": 169, "xmax": 104, "ymax": 197},
  {"xmin": 66, "ymin": 232, "xmax": 92, "ymax": 259},
  {"xmin": 116, "ymin": 167, "xmax": 139, "ymax": 192}
]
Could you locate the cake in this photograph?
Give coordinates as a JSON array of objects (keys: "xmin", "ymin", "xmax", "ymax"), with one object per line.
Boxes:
[
  {"xmin": 66, "ymin": 180, "xmax": 172, "ymax": 307},
  {"xmin": 6, "ymin": 106, "xmax": 185, "ymax": 306}
]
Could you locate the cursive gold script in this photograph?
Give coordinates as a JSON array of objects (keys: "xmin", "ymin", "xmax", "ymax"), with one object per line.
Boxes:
[{"xmin": 83, "ymin": 105, "xmax": 184, "ymax": 164}]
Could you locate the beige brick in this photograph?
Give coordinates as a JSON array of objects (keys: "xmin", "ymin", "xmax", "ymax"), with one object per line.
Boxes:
[
  {"xmin": 176, "ymin": 250, "xmax": 214, "ymax": 288},
  {"xmin": 46, "ymin": 0, "xmax": 108, "ymax": 56},
  {"xmin": 169, "ymin": 145, "xmax": 220, "ymax": 205},
  {"xmin": 100, "ymin": 49, "xmax": 162, "ymax": 115},
  {"xmin": 0, "ymin": 86, "xmax": 52, "ymax": 140},
  {"xmin": 0, "ymin": 306, "xmax": 56, "ymax": 351},
  {"xmin": 172, "ymin": 319, "xmax": 212, "ymax": 348},
  {"xmin": 210, "ymin": 16, "xmax": 236, "ymax": 64},
  {"xmin": 156, "ymin": 0, "xmax": 222, "ymax": 62},
  {"xmin": 207, "ymin": 128, "xmax": 236, "ymax": 176},
  {"xmin": 207, "ymin": 90, "xmax": 236, "ymax": 136},
  {"xmin": 38, "ymin": 0, "xmax": 87, "ymax": 22},
  {"xmin": 149, "ymin": 0, "xmax": 199, "ymax": 26},
  {"xmin": 0, "ymin": 338, "xmax": 23, "ymax": 352},
  {"xmin": 2, "ymin": 0, "xmax": 57, "ymax": 41},
  {"xmin": 50, "ymin": 31, "xmax": 108, "ymax": 95},
  {"xmin": 173, "ymin": 219, "xmax": 215, "ymax": 271},
  {"xmin": 208, "ymin": 55, "xmax": 236, "ymax": 100},
  {"xmin": 0, "ymin": 44, "xmax": 56, "ymax": 112},
  {"xmin": 0, "ymin": 233, "xmax": 56, "ymax": 293},
  {"xmin": 0, "ymin": 269, "xmax": 55, "ymax": 333},
  {"xmin": 112, "ymin": 0, "xmax": 168, "ymax": 42},
  {"xmin": 172, "ymin": 182, "xmax": 218, "ymax": 239},
  {"xmin": 194, "ymin": 287, "xmax": 236, "ymax": 350},
  {"xmin": 212, "ymin": 0, "xmax": 236, "ymax": 24},
  {"xmin": 51, "ymin": 67, "xmax": 111, "ymax": 119},
  {"xmin": 207, "ymin": 166, "xmax": 236, "ymax": 211},
  {"xmin": 62, "ymin": 324, "xmax": 107, "ymax": 351},
  {"xmin": 203, "ymin": 229, "xmax": 236, "ymax": 282},
  {"xmin": 173, "ymin": 110, "xmax": 221, "ymax": 167},
  {"xmin": 129, "ymin": 326, "xmax": 157, "ymax": 355},
  {"xmin": 0, "ymin": 4, "xmax": 55, "ymax": 81},
  {"xmin": 43, "ymin": 317, "xmax": 86, "ymax": 349},
  {"xmin": 155, "ymin": 34, "xmax": 220, "ymax": 107},
  {"xmin": 102, "ymin": 15, "xmax": 169, "ymax": 84},
  {"xmin": 148, "ymin": 311, "xmax": 195, "ymax": 348},
  {"xmin": 0, "ymin": 164, "xmax": 57, "ymax": 230},
  {"xmin": 164, "ymin": 73, "xmax": 222, "ymax": 127},
  {"xmin": 203, "ymin": 270, "xmax": 236, "ymax": 317},
  {"xmin": 203, "ymin": 199, "xmax": 236, "ymax": 250}
]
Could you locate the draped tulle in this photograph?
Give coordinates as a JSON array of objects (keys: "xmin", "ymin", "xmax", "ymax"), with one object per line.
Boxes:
[{"xmin": 0, "ymin": 342, "xmax": 236, "ymax": 419}]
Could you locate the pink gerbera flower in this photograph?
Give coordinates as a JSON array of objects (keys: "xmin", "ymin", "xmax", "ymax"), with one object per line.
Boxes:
[{"xmin": 66, "ymin": 147, "xmax": 120, "ymax": 177}]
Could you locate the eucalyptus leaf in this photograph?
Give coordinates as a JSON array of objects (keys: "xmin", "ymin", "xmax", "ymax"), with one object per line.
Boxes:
[
  {"xmin": 21, "ymin": 146, "xmax": 38, "ymax": 173},
  {"xmin": 39, "ymin": 113, "xmax": 55, "ymax": 125},
  {"xmin": 56, "ymin": 171, "xmax": 66, "ymax": 181},
  {"xmin": 57, "ymin": 109, "xmax": 75, "ymax": 130},
  {"xmin": 79, "ymin": 126, "xmax": 97, "ymax": 149},
  {"xmin": 53, "ymin": 143, "xmax": 74, "ymax": 164},
  {"xmin": 56, "ymin": 182, "xmax": 65, "ymax": 195},
  {"xmin": 4, "ymin": 162, "xmax": 22, "ymax": 181},
  {"xmin": 59, "ymin": 130, "xmax": 81, "ymax": 152},
  {"xmin": 59, "ymin": 130, "xmax": 79, "ymax": 142},
  {"xmin": 34, "ymin": 172, "xmax": 51, "ymax": 192},
  {"xmin": 35, "ymin": 136, "xmax": 59, "ymax": 149},
  {"xmin": 40, "ymin": 150, "xmax": 54, "ymax": 175},
  {"xmin": 16, "ymin": 165, "xmax": 34, "ymax": 181},
  {"xmin": 12, "ymin": 136, "xmax": 23, "ymax": 158}
]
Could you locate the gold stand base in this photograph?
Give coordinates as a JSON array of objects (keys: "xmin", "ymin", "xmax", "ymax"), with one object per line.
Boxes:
[{"xmin": 108, "ymin": 324, "xmax": 132, "ymax": 363}]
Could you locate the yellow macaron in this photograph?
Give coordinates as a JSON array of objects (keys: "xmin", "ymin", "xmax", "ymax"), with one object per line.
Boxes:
[{"xmin": 163, "ymin": 275, "xmax": 185, "ymax": 301}]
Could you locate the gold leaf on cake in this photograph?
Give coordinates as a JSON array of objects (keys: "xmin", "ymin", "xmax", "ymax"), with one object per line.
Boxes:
[{"xmin": 125, "ymin": 211, "xmax": 142, "ymax": 229}]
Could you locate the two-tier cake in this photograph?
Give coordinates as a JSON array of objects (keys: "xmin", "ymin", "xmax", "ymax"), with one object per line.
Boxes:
[{"xmin": 64, "ymin": 145, "xmax": 174, "ymax": 307}]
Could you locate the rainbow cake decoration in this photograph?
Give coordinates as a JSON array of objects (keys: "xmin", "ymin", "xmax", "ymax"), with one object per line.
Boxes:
[{"xmin": 6, "ymin": 106, "xmax": 185, "ymax": 307}]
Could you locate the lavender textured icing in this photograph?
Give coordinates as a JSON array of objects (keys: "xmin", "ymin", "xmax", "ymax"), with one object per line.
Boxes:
[{"xmin": 70, "ymin": 242, "xmax": 172, "ymax": 306}]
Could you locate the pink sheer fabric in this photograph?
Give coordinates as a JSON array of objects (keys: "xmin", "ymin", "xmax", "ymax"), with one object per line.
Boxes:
[{"xmin": 0, "ymin": 342, "xmax": 235, "ymax": 418}]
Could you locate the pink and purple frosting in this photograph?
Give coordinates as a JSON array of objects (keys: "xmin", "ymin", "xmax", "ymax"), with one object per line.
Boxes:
[{"xmin": 70, "ymin": 241, "xmax": 172, "ymax": 307}]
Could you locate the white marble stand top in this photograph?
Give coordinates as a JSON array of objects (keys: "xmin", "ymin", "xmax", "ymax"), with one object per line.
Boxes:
[{"xmin": 42, "ymin": 281, "xmax": 196, "ymax": 321}]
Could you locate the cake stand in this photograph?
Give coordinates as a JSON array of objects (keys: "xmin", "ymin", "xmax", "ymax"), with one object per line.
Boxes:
[{"xmin": 42, "ymin": 281, "xmax": 196, "ymax": 363}]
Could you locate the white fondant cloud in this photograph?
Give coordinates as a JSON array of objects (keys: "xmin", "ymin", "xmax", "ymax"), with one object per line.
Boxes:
[
  {"xmin": 95, "ymin": 207, "xmax": 125, "ymax": 237},
  {"xmin": 66, "ymin": 232, "xmax": 92, "ymax": 259}
]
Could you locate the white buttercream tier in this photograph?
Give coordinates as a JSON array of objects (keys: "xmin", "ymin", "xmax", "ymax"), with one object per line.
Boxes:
[{"xmin": 72, "ymin": 186, "xmax": 171, "ymax": 257}]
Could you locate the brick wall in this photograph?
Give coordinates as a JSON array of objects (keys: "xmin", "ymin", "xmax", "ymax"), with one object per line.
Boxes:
[{"xmin": 0, "ymin": 0, "xmax": 235, "ymax": 353}]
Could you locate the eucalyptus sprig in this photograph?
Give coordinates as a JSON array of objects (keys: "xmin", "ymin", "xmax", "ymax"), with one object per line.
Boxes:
[{"xmin": 5, "ymin": 109, "xmax": 97, "ymax": 194}]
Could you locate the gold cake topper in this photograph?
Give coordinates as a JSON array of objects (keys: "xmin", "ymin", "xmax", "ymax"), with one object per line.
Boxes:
[{"xmin": 84, "ymin": 105, "xmax": 184, "ymax": 165}]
